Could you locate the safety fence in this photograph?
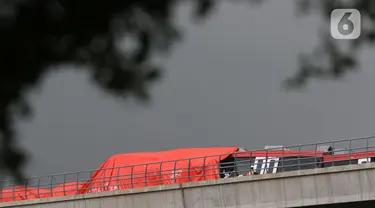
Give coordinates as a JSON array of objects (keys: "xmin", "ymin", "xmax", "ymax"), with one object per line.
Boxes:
[{"xmin": 1, "ymin": 136, "xmax": 375, "ymax": 203}]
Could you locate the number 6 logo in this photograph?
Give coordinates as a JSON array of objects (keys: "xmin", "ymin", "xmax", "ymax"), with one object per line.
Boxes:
[
  {"xmin": 338, "ymin": 12, "xmax": 354, "ymax": 36},
  {"xmin": 330, "ymin": 9, "xmax": 361, "ymax": 39}
]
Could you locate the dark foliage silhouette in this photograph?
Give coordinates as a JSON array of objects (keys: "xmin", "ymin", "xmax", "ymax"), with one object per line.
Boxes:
[
  {"xmin": 0, "ymin": 0, "xmax": 209, "ymax": 181},
  {"xmin": 0, "ymin": 0, "xmax": 372, "ymax": 182},
  {"xmin": 284, "ymin": 0, "xmax": 375, "ymax": 89}
]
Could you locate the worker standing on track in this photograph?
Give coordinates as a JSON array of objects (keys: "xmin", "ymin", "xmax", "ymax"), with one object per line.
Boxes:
[{"xmin": 247, "ymin": 167, "xmax": 256, "ymax": 176}]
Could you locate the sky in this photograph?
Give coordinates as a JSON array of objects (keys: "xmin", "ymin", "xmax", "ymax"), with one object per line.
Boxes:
[{"xmin": 14, "ymin": 1, "xmax": 375, "ymax": 178}]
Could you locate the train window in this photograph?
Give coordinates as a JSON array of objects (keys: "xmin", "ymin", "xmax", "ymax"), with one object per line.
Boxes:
[
  {"xmin": 299, "ymin": 157, "xmax": 323, "ymax": 170},
  {"xmin": 276, "ymin": 157, "xmax": 323, "ymax": 172},
  {"xmin": 233, "ymin": 156, "xmax": 323, "ymax": 175},
  {"xmin": 233, "ymin": 157, "xmax": 254, "ymax": 176},
  {"xmin": 267, "ymin": 160, "xmax": 277, "ymax": 173},
  {"xmin": 253, "ymin": 157, "xmax": 279, "ymax": 174},
  {"xmin": 358, "ymin": 158, "xmax": 371, "ymax": 164},
  {"xmin": 255, "ymin": 158, "xmax": 264, "ymax": 173},
  {"xmin": 234, "ymin": 157, "xmax": 280, "ymax": 175},
  {"xmin": 219, "ymin": 156, "xmax": 236, "ymax": 178},
  {"xmin": 322, "ymin": 158, "xmax": 373, "ymax": 167}
]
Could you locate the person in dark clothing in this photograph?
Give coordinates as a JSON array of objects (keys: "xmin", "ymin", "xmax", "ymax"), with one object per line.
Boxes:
[{"xmin": 327, "ymin": 146, "xmax": 334, "ymax": 155}]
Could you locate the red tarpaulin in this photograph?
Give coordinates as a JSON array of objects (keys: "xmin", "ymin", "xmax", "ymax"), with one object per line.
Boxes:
[
  {"xmin": 79, "ymin": 147, "xmax": 239, "ymax": 193},
  {"xmin": 52, "ymin": 182, "xmax": 84, "ymax": 197},
  {"xmin": 0, "ymin": 186, "xmax": 51, "ymax": 202}
]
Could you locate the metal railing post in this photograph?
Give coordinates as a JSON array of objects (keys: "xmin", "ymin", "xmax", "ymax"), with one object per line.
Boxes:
[
  {"xmin": 265, "ymin": 149, "xmax": 269, "ymax": 174},
  {"xmin": 24, "ymin": 179, "xmax": 27, "ymax": 199},
  {"xmin": 298, "ymin": 146, "xmax": 301, "ymax": 170},
  {"xmin": 218, "ymin": 154, "xmax": 223, "ymax": 177},
  {"xmin": 12, "ymin": 183, "xmax": 15, "ymax": 201},
  {"xmin": 203, "ymin": 156, "xmax": 207, "ymax": 180},
  {"xmin": 50, "ymin": 176, "xmax": 53, "ymax": 194},
  {"xmin": 159, "ymin": 161, "xmax": 163, "ymax": 185},
  {"xmin": 76, "ymin": 172, "xmax": 80, "ymax": 193},
  {"xmin": 89, "ymin": 170, "xmax": 93, "ymax": 193},
  {"xmin": 188, "ymin": 158, "xmax": 191, "ymax": 182},
  {"xmin": 145, "ymin": 164, "xmax": 148, "ymax": 187},
  {"xmin": 314, "ymin": 144, "xmax": 318, "ymax": 168},
  {"xmin": 117, "ymin": 167, "xmax": 120, "ymax": 190},
  {"xmin": 173, "ymin": 160, "xmax": 177, "ymax": 184},
  {"xmin": 103, "ymin": 169, "xmax": 106, "ymax": 191},
  {"xmin": 233, "ymin": 152, "xmax": 237, "ymax": 176},
  {"xmin": 249, "ymin": 151, "xmax": 253, "ymax": 175},
  {"xmin": 37, "ymin": 178, "xmax": 40, "ymax": 198},
  {"xmin": 367, "ymin": 138, "xmax": 369, "ymax": 162},
  {"xmin": 349, "ymin": 140, "xmax": 352, "ymax": 165},
  {"xmin": 130, "ymin": 165, "xmax": 134, "ymax": 188},
  {"xmin": 63, "ymin": 174, "xmax": 66, "ymax": 196},
  {"xmin": 281, "ymin": 148, "xmax": 284, "ymax": 173},
  {"xmin": 331, "ymin": 142, "xmax": 335, "ymax": 167}
]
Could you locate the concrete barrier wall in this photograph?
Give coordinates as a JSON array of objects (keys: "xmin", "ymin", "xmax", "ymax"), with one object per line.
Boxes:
[{"xmin": 2, "ymin": 163, "xmax": 375, "ymax": 208}]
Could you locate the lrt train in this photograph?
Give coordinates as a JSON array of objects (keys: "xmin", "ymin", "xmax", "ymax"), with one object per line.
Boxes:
[{"xmin": 219, "ymin": 147, "xmax": 375, "ymax": 179}]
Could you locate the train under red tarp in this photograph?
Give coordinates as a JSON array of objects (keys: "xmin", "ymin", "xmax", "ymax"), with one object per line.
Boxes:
[
  {"xmin": 79, "ymin": 147, "xmax": 239, "ymax": 193},
  {"xmin": 0, "ymin": 186, "xmax": 50, "ymax": 202},
  {"xmin": 52, "ymin": 182, "xmax": 84, "ymax": 197}
]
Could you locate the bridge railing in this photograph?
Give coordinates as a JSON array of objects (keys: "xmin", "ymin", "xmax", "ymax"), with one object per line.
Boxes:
[{"xmin": 1, "ymin": 136, "xmax": 375, "ymax": 202}]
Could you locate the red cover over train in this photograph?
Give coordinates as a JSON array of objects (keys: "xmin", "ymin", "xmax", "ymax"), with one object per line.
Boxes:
[{"xmin": 78, "ymin": 147, "xmax": 239, "ymax": 193}]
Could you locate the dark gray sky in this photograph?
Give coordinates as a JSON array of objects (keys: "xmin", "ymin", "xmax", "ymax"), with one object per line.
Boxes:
[{"xmin": 15, "ymin": 1, "xmax": 375, "ymax": 177}]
